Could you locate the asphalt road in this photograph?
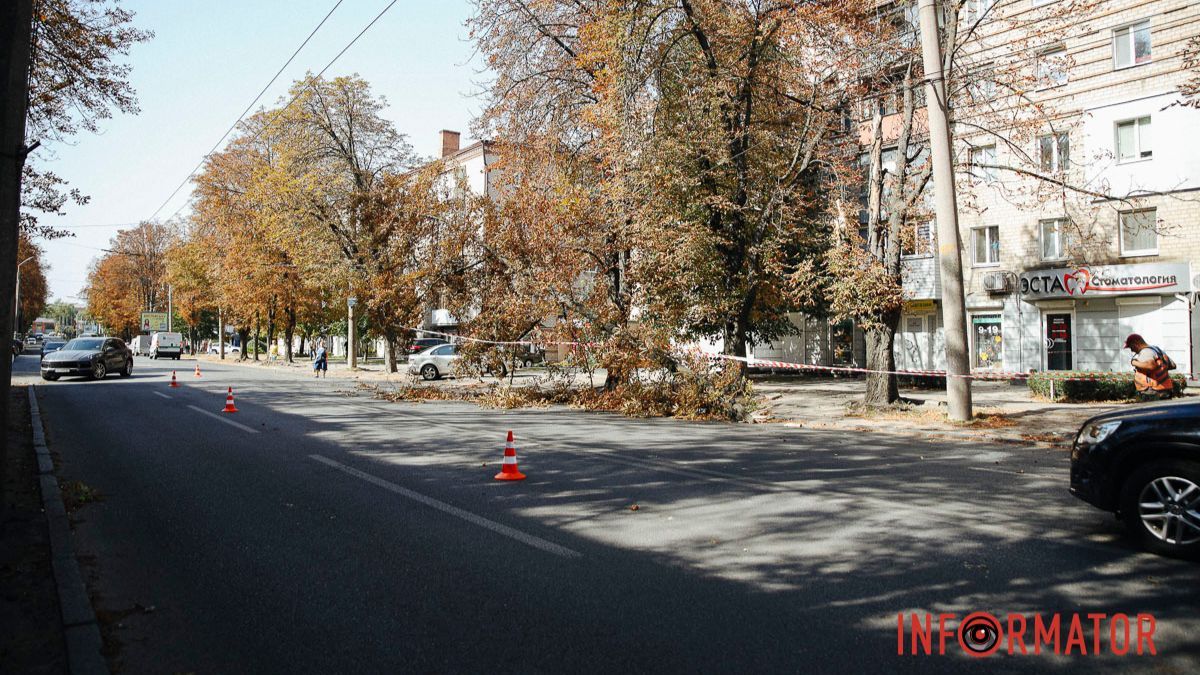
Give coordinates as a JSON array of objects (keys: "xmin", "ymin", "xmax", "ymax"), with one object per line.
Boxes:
[{"xmin": 13, "ymin": 351, "xmax": 1200, "ymax": 673}]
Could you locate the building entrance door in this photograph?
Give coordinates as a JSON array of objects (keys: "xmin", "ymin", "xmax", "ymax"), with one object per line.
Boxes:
[{"xmin": 1045, "ymin": 313, "xmax": 1073, "ymax": 371}]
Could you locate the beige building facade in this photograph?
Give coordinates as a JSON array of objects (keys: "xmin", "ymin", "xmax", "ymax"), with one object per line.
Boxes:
[{"xmin": 896, "ymin": 0, "xmax": 1200, "ymax": 376}]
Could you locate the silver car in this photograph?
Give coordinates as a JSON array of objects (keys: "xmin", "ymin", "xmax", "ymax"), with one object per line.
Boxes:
[{"xmin": 408, "ymin": 343, "xmax": 459, "ymax": 380}]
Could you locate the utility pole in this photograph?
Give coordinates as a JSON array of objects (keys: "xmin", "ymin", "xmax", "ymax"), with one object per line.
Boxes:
[
  {"xmin": 917, "ymin": 0, "xmax": 973, "ymax": 421},
  {"xmin": 167, "ymin": 284, "xmax": 173, "ymax": 331},
  {"xmin": 1, "ymin": 0, "xmax": 34, "ymax": 423}
]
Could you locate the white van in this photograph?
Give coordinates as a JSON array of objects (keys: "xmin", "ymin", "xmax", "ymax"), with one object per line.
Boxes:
[
  {"xmin": 129, "ymin": 335, "xmax": 153, "ymax": 356},
  {"xmin": 151, "ymin": 332, "xmax": 183, "ymax": 360}
]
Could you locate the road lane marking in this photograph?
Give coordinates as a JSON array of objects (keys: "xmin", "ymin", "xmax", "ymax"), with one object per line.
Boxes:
[
  {"xmin": 153, "ymin": 391, "xmax": 172, "ymax": 399},
  {"xmin": 186, "ymin": 405, "xmax": 260, "ymax": 434},
  {"xmin": 309, "ymin": 455, "xmax": 581, "ymax": 559},
  {"xmin": 968, "ymin": 466, "xmax": 1059, "ymax": 478}
]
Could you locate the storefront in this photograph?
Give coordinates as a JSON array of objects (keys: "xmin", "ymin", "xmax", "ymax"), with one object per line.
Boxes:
[{"xmin": 1010, "ymin": 262, "xmax": 1193, "ymax": 374}]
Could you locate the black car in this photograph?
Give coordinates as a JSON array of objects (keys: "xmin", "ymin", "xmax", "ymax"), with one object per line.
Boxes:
[
  {"xmin": 40, "ymin": 337, "xmax": 134, "ymax": 381},
  {"xmin": 1071, "ymin": 399, "xmax": 1200, "ymax": 559},
  {"xmin": 40, "ymin": 340, "xmax": 67, "ymax": 358}
]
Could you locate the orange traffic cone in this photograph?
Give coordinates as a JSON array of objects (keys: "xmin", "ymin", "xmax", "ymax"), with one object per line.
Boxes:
[
  {"xmin": 194, "ymin": 363, "xmax": 202, "ymax": 378},
  {"xmin": 221, "ymin": 386, "xmax": 239, "ymax": 413},
  {"xmin": 169, "ymin": 371, "xmax": 179, "ymax": 388},
  {"xmin": 494, "ymin": 430, "xmax": 526, "ymax": 481}
]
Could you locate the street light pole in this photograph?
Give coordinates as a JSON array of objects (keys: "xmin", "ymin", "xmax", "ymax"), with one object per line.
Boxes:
[
  {"xmin": 13, "ymin": 254, "xmax": 34, "ymax": 335},
  {"xmin": 917, "ymin": 0, "xmax": 973, "ymax": 421}
]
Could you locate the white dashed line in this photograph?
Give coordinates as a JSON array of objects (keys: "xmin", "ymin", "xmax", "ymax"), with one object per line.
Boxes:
[
  {"xmin": 309, "ymin": 454, "xmax": 581, "ymax": 559},
  {"xmin": 186, "ymin": 404, "xmax": 260, "ymax": 434},
  {"xmin": 153, "ymin": 391, "xmax": 172, "ymax": 399}
]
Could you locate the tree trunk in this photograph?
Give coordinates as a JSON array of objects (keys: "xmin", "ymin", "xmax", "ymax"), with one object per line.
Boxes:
[
  {"xmin": 298, "ymin": 333, "xmax": 306, "ymax": 359},
  {"xmin": 863, "ymin": 311, "xmax": 901, "ymax": 407},
  {"xmin": 253, "ymin": 311, "xmax": 261, "ymax": 361},
  {"xmin": 384, "ymin": 328, "xmax": 397, "ymax": 373},
  {"xmin": 266, "ymin": 298, "xmax": 277, "ymax": 359},
  {"xmin": 284, "ymin": 305, "xmax": 296, "ymax": 363},
  {"xmin": 237, "ymin": 327, "xmax": 250, "ymax": 361}
]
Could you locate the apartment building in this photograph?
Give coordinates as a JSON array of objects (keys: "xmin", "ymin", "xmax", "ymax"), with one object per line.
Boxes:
[
  {"xmin": 420, "ymin": 129, "xmax": 498, "ymax": 334},
  {"xmin": 895, "ymin": 0, "xmax": 1200, "ymax": 376}
]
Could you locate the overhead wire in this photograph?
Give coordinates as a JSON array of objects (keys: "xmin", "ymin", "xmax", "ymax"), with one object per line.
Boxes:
[
  {"xmin": 145, "ymin": 0, "xmax": 347, "ymax": 223},
  {"xmin": 160, "ymin": 0, "xmax": 402, "ymax": 227}
]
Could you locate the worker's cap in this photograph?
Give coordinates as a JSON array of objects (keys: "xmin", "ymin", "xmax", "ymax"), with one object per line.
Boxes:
[{"xmin": 1124, "ymin": 333, "xmax": 1145, "ymax": 349}]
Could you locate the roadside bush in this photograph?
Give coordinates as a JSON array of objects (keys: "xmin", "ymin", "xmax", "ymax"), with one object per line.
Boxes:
[{"xmin": 1027, "ymin": 372, "xmax": 1188, "ymax": 402}]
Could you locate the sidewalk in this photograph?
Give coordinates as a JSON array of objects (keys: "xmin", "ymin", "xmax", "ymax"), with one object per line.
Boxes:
[
  {"xmin": 195, "ymin": 353, "xmax": 1154, "ymax": 447},
  {"xmin": 752, "ymin": 376, "xmax": 1137, "ymax": 447}
]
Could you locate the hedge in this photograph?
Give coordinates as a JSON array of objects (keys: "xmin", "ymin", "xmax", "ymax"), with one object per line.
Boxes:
[{"xmin": 1027, "ymin": 372, "xmax": 1188, "ymax": 402}]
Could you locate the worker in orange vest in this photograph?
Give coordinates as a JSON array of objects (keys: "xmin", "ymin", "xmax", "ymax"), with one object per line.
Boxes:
[{"xmin": 1125, "ymin": 333, "xmax": 1176, "ymax": 401}]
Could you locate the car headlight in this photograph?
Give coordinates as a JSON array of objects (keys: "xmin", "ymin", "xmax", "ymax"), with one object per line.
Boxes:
[{"xmin": 1077, "ymin": 420, "xmax": 1121, "ymax": 447}]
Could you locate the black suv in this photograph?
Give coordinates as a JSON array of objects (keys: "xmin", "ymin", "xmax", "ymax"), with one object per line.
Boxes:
[{"xmin": 1071, "ymin": 399, "xmax": 1200, "ymax": 559}]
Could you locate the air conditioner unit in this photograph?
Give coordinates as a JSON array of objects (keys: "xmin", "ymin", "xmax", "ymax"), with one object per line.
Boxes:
[{"xmin": 983, "ymin": 272, "xmax": 1012, "ymax": 293}]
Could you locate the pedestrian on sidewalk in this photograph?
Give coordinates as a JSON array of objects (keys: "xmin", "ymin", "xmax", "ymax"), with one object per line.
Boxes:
[
  {"xmin": 1125, "ymin": 333, "xmax": 1176, "ymax": 401},
  {"xmin": 313, "ymin": 339, "xmax": 328, "ymax": 378}
]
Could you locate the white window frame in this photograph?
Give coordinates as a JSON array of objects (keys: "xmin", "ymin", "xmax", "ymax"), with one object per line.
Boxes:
[
  {"xmin": 1119, "ymin": 208, "xmax": 1159, "ymax": 257},
  {"xmin": 1037, "ymin": 47, "xmax": 1069, "ymax": 89},
  {"xmin": 969, "ymin": 144, "xmax": 997, "ymax": 182},
  {"xmin": 1115, "ymin": 116, "xmax": 1152, "ymax": 164},
  {"xmin": 902, "ymin": 220, "xmax": 935, "ymax": 259},
  {"xmin": 971, "ymin": 225, "xmax": 1000, "ymax": 267},
  {"xmin": 969, "ymin": 312, "xmax": 1004, "ymax": 370},
  {"xmin": 1038, "ymin": 132, "xmax": 1069, "ymax": 173},
  {"xmin": 1039, "ymin": 218, "xmax": 1069, "ymax": 261},
  {"xmin": 1113, "ymin": 20, "xmax": 1152, "ymax": 70}
]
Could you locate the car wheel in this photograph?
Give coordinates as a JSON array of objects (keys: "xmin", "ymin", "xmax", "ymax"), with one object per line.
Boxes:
[
  {"xmin": 120, "ymin": 359, "xmax": 133, "ymax": 378},
  {"xmin": 41, "ymin": 372, "xmax": 59, "ymax": 381},
  {"xmin": 1121, "ymin": 459, "xmax": 1200, "ymax": 560},
  {"xmin": 91, "ymin": 361, "xmax": 107, "ymax": 380},
  {"xmin": 420, "ymin": 364, "xmax": 439, "ymax": 381},
  {"xmin": 523, "ymin": 358, "xmax": 534, "ymax": 368}
]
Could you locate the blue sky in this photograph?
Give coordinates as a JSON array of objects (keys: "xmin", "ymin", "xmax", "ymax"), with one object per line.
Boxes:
[{"xmin": 36, "ymin": 0, "xmax": 485, "ymax": 302}]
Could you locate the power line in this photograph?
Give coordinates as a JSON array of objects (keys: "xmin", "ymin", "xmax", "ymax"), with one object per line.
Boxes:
[
  {"xmin": 161, "ymin": 0, "xmax": 402, "ymax": 226},
  {"xmin": 146, "ymin": 0, "xmax": 347, "ymax": 223}
]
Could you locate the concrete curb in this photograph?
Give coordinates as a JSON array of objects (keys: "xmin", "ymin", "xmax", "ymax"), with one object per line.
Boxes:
[{"xmin": 28, "ymin": 386, "xmax": 110, "ymax": 675}]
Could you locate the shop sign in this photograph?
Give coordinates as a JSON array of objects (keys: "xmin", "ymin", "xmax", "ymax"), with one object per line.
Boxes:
[
  {"xmin": 1019, "ymin": 263, "xmax": 1190, "ymax": 299},
  {"xmin": 906, "ymin": 299, "xmax": 936, "ymax": 312}
]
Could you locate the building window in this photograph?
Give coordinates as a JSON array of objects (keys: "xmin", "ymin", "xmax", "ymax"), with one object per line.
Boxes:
[
  {"xmin": 1119, "ymin": 209, "xmax": 1158, "ymax": 256},
  {"xmin": 1037, "ymin": 47, "xmax": 1069, "ymax": 88},
  {"xmin": 1114, "ymin": 21, "xmax": 1151, "ymax": 69},
  {"xmin": 1039, "ymin": 133, "xmax": 1069, "ymax": 173},
  {"xmin": 969, "ymin": 144, "xmax": 997, "ymax": 182},
  {"xmin": 971, "ymin": 314, "xmax": 1003, "ymax": 369},
  {"xmin": 902, "ymin": 220, "xmax": 935, "ymax": 258},
  {"xmin": 965, "ymin": 0, "xmax": 995, "ymax": 24},
  {"xmin": 967, "ymin": 63, "xmax": 997, "ymax": 104},
  {"xmin": 1039, "ymin": 218, "xmax": 1069, "ymax": 260},
  {"xmin": 1116, "ymin": 116, "xmax": 1152, "ymax": 162},
  {"xmin": 972, "ymin": 225, "xmax": 1000, "ymax": 266}
]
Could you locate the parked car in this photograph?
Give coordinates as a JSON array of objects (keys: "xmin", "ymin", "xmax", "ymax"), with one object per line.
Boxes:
[
  {"xmin": 409, "ymin": 343, "xmax": 459, "ymax": 380},
  {"xmin": 40, "ymin": 337, "xmax": 133, "ymax": 381},
  {"xmin": 1070, "ymin": 399, "xmax": 1200, "ymax": 559},
  {"xmin": 40, "ymin": 340, "xmax": 67, "ymax": 358},
  {"xmin": 515, "ymin": 347, "xmax": 545, "ymax": 368},
  {"xmin": 407, "ymin": 343, "xmax": 510, "ymax": 380},
  {"xmin": 207, "ymin": 343, "xmax": 241, "ymax": 355},
  {"xmin": 407, "ymin": 337, "xmax": 448, "ymax": 356}
]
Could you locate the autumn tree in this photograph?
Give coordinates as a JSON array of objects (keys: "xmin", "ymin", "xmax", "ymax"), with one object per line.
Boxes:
[
  {"xmin": 269, "ymin": 74, "xmax": 416, "ymax": 367},
  {"xmin": 83, "ymin": 222, "xmax": 175, "ymax": 338},
  {"xmin": 23, "ymin": 0, "xmax": 151, "ymax": 237},
  {"xmin": 16, "ymin": 234, "xmax": 49, "ymax": 331}
]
